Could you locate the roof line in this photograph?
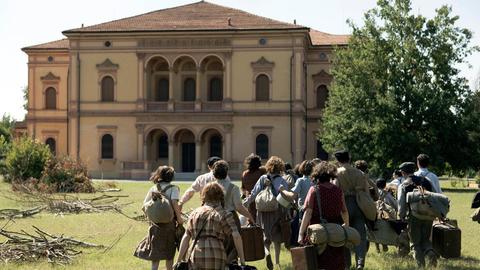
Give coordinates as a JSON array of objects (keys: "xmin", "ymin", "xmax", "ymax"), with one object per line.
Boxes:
[{"xmin": 64, "ymin": 27, "xmax": 310, "ymax": 35}]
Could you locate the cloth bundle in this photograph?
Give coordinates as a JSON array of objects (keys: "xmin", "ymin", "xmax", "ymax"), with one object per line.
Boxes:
[
  {"xmin": 367, "ymin": 219, "xmax": 399, "ymax": 246},
  {"xmin": 307, "ymin": 223, "xmax": 361, "ymax": 251},
  {"xmin": 407, "ymin": 188, "xmax": 450, "ymax": 220}
]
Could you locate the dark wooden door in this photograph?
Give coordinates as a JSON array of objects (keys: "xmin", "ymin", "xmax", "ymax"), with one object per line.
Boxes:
[{"xmin": 182, "ymin": 143, "xmax": 195, "ymax": 172}]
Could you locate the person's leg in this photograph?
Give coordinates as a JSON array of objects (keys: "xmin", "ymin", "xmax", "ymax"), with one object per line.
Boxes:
[
  {"xmin": 264, "ymin": 240, "xmax": 273, "ymax": 270},
  {"xmin": 409, "ymin": 217, "xmax": 425, "ymax": 267},
  {"xmin": 165, "ymin": 259, "xmax": 173, "ymax": 270},
  {"xmin": 348, "ymin": 200, "xmax": 367, "ymax": 268},
  {"xmin": 274, "ymin": 241, "xmax": 282, "ymax": 265},
  {"xmin": 421, "ymin": 220, "xmax": 437, "ymax": 267},
  {"xmin": 290, "ymin": 210, "xmax": 300, "ymax": 247},
  {"xmin": 151, "ymin": 260, "xmax": 160, "ymax": 270}
]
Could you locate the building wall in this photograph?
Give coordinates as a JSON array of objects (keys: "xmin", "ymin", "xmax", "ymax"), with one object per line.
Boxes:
[{"xmin": 25, "ymin": 31, "xmax": 335, "ymax": 178}]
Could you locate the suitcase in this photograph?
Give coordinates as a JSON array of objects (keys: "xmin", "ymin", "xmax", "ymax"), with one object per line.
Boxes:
[
  {"xmin": 432, "ymin": 223, "xmax": 461, "ymax": 258},
  {"xmin": 240, "ymin": 225, "xmax": 265, "ymax": 261},
  {"xmin": 290, "ymin": 245, "xmax": 318, "ymax": 270}
]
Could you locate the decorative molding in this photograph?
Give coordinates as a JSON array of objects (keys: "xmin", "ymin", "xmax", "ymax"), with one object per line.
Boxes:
[
  {"xmin": 251, "ymin": 57, "xmax": 275, "ymax": 70},
  {"xmin": 40, "ymin": 72, "xmax": 60, "ymax": 81},
  {"xmin": 312, "ymin": 69, "xmax": 333, "ymax": 84},
  {"xmin": 97, "ymin": 125, "xmax": 117, "ymax": 130},
  {"xmin": 139, "ymin": 38, "xmax": 231, "ymax": 49},
  {"xmin": 96, "ymin": 58, "xmax": 119, "ymax": 71},
  {"xmin": 136, "ymin": 52, "xmax": 146, "ymax": 60}
]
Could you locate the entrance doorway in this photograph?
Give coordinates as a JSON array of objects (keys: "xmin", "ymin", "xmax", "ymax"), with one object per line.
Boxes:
[{"xmin": 182, "ymin": 143, "xmax": 195, "ymax": 172}]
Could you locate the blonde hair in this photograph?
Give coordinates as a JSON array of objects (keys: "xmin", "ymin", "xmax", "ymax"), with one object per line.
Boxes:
[
  {"xmin": 149, "ymin": 166, "xmax": 175, "ymax": 183},
  {"xmin": 265, "ymin": 156, "xmax": 285, "ymax": 175}
]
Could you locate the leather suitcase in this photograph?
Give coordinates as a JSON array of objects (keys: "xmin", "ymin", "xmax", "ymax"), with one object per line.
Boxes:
[
  {"xmin": 290, "ymin": 245, "xmax": 318, "ymax": 270},
  {"xmin": 240, "ymin": 225, "xmax": 265, "ymax": 261},
  {"xmin": 432, "ymin": 223, "xmax": 461, "ymax": 258}
]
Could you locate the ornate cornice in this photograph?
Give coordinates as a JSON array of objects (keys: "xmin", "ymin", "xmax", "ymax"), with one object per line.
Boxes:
[
  {"xmin": 312, "ymin": 69, "xmax": 333, "ymax": 84},
  {"xmin": 96, "ymin": 58, "xmax": 119, "ymax": 71},
  {"xmin": 251, "ymin": 57, "xmax": 275, "ymax": 69},
  {"xmin": 40, "ymin": 72, "xmax": 60, "ymax": 81}
]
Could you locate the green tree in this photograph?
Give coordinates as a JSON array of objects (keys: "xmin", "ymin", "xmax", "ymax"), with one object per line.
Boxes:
[
  {"xmin": 0, "ymin": 113, "xmax": 15, "ymax": 143},
  {"xmin": 22, "ymin": 85, "xmax": 28, "ymax": 111},
  {"xmin": 320, "ymin": 0, "xmax": 479, "ymax": 176}
]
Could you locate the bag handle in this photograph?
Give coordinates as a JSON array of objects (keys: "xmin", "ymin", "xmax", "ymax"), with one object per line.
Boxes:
[{"xmin": 314, "ymin": 186, "xmax": 327, "ymax": 224}]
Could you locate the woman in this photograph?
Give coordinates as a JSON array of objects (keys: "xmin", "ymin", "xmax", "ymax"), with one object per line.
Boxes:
[
  {"xmin": 298, "ymin": 161, "xmax": 349, "ymax": 270},
  {"xmin": 244, "ymin": 156, "xmax": 289, "ymax": 270},
  {"xmin": 177, "ymin": 182, "xmax": 246, "ymax": 270},
  {"xmin": 241, "ymin": 154, "xmax": 266, "ymax": 221},
  {"xmin": 134, "ymin": 166, "xmax": 183, "ymax": 270}
]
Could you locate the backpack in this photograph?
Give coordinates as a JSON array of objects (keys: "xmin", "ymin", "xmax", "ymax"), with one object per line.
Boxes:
[
  {"xmin": 144, "ymin": 184, "xmax": 175, "ymax": 224},
  {"xmin": 255, "ymin": 176, "xmax": 279, "ymax": 212}
]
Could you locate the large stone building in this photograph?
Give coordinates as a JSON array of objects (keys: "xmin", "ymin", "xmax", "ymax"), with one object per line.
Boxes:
[{"xmin": 22, "ymin": 1, "xmax": 348, "ymax": 179}]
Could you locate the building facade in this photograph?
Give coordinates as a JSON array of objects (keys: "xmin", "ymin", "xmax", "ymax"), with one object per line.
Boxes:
[{"xmin": 22, "ymin": 1, "xmax": 348, "ymax": 179}]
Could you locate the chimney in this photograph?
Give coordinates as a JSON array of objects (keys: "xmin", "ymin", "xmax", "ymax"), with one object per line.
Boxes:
[
  {"xmin": 227, "ymin": 17, "xmax": 232, "ymax": 26},
  {"xmin": 294, "ymin": 19, "xmax": 297, "ymax": 25},
  {"xmin": 81, "ymin": 23, "xmax": 84, "ymax": 28}
]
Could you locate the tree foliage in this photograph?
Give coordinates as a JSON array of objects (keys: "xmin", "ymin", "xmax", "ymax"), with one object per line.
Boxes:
[{"xmin": 320, "ymin": 0, "xmax": 479, "ymax": 176}]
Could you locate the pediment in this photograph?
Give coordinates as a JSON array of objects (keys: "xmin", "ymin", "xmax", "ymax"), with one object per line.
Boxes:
[
  {"xmin": 312, "ymin": 69, "xmax": 333, "ymax": 83},
  {"xmin": 96, "ymin": 58, "xmax": 119, "ymax": 70},
  {"xmin": 251, "ymin": 57, "xmax": 275, "ymax": 69},
  {"xmin": 40, "ymin": 72, "xmax": 60, "ymax": 81}
]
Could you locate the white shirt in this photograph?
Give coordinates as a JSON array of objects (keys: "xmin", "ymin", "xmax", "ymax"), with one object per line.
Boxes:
[
  {"xmin": 415, "ymin": 168, "xmax": 442, "ymax": 193},
  {"xmin": 390, "ymin": 177, "xmax": 403, "ymax": 187}
]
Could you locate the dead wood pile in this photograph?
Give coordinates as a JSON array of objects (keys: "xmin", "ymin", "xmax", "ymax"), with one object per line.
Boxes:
[{"xmin": 0, "ymin": 225, "xmax": 102, "ymax": 265}]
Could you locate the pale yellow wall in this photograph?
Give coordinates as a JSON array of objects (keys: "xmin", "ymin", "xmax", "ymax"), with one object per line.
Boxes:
[
  {"xmin": 78, "ymin": 116, "xmax": 137, "ymax": 176},
  {"xmin": 79, "ymin": 53, "xmax": 138, "ymax": 102}
]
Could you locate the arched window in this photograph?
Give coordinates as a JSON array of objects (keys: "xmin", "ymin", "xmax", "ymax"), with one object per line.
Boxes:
[
  {"xmin": 209, "ymin": 135, "xmax": 222, "ymax": 158},
  {"xmin": 256, "ymin": 134, "xmax": 269, "ymax": 159},
  {"xmin": 255, "ymin": 74, "xmax": 270, "ymax": 101},
  {"xmin": 101, "ymin": 134, "xmax": 114, "ymax": 159},
  {"xmin": 158, "ymin": 135, "xmax": 168, "ymax": 158},
  {"xmin": 316, "ymin": 140, "xmax": 328, "ymax": 161},
  {"xmin": 183, "ymin": 78, "xmax": 196, "ymax": 101},
  {"xmin": 209, "ymin": 77, "xmax": 223, "ymax": 101},
  {"xmin": 316, "ymin": 85, "xmax": 329, "ymax": 109},
  {"xmin": 101, "ymin": 76, "xmax": 114, "ymax": 102},
  {"xmin": 157, "ymin": 78, "xmax": 169, "ymax": 101},
  {"xmin": 45, "ymin": 138, "xmax": 56, "ymax": 156},
  {"xmin": 45, "ymin": 87, "xmax": 56, "ymax": 109}
]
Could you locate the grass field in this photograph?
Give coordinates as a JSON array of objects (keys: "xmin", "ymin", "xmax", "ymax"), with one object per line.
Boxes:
[{"xmin": 0, "ymin": 180, "xmax": 479, "ymax": 270}]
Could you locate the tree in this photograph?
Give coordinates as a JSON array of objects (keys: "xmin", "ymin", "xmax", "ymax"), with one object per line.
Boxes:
[
  {"xmin": 320, "ymin": 0, "xmax": 479, "ymax": 176},
  {"xmin": 22, "ymin": 85, "xmax": 28, "ymax": 111},
  {"xmin": 0, "ymin": 113, "xmax": 15, "ymax": 143}
]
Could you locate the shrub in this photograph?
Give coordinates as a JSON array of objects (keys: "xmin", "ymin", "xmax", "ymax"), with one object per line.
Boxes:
[
  {"xmin": 0, "ymin": 135, "xmax": 11, "ymax": 176},
  {"xmin": 41, "ymin": 156, "xmax": 94, "ymax": 193},
  {"xmin": 4, "ymin": 137, "xmax": 52, "ymax": 182}
]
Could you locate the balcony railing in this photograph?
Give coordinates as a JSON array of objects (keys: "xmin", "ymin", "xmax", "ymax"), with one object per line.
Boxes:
[
  {"xmin": 146, "ymin": 102, "xmax": 168, "ymax": 112},
  {"xmin": 175, "ymin": 102, "xmax": 195, "ymax": 112},
  {"xmin": 202, "ymin": 102, "xmax": 223, "ymax": 112}
]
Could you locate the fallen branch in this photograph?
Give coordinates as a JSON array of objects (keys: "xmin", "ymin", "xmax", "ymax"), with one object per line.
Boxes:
[
  {"xmin": 0, "ymin": 207, "xmax": 44, "ymax": 220},
  {"xmin": 0, "ymin": 226, "xmax": 103, "ymax": 265}
]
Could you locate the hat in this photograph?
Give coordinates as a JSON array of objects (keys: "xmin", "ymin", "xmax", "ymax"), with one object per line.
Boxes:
[
  {"xmin": 207, "ymin": 156, "xmax": 221, "ymax": 168},
  {"xmin": 334, "ymin": 150, "xmax": 349, "ymax": 162},
  {"xmin": 399, "ymin": 162, "xmax": 416, "ymax": 174}
]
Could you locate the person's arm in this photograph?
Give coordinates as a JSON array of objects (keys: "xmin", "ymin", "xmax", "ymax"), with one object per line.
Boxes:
[
  {"xmin": 179, "ymin": 176, "xmax": 204, "ymax": 207},
  {"xmin": 340, "ymin": 195, "xmax": 349, "ymax": 227},
  {"xmin": 176, "ymin": 233, "xmax": 191, "ymax": 262},
  {"xmin": 298, "ymin": 208, "xmax": 312, "ymax": 243},
  {"xmin": 171, "ymin": 199, "xmax": 184, "ymax": 225},
  {"xmin": 232, "ymin": 186, "xmax": 255, "ymax": 222},
  {"xmin": 397, "ymin": 185, "xmax": 406, "ymax": 220},
  {"xmin": 233, "ymin": 234, "xmax": 246, "ymax": 265}
]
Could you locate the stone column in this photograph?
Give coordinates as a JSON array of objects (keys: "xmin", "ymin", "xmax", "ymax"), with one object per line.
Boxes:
[
  {"xmin": 168, "ymin": 67, "xmax": 175, "ymax": 112},
  {"xmin": 168, "ymin": 141, "xmax": 174, "ymax": 167},
  {"xmin": 136, "ymin": 124, "xmax": 144, "ymax": 160},
  {"xmin": 195, "ymin": 140, "xmax": 202, "ymax": 172},
  {"xmin": 224, "ymin": 124, "xmax": 232, "ymax": 162},
  {"xmin": 223, "ymin": 52, "xmax": 233, "ymax": 110},
  {"xmin": 136, "ymin": 53, "xmax": 146, "ymax": 111},
  {"xmin": 195, "ymin": 67, "xmax": 202, "ymax": 111}
]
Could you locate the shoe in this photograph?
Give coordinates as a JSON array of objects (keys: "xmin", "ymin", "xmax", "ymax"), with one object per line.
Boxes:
[
  {"xmin": 265, "ymin": 254, "xmax": 273, "ymax": 270},
  {"xmin": 356, "ymin": 265, "xmax": 364, "ymax": 270}
]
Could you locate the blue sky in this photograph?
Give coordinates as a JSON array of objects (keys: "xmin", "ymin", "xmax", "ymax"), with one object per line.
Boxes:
[{"xmin": 1, "ymin": 0, "xmax": 478, "ymax": 120}]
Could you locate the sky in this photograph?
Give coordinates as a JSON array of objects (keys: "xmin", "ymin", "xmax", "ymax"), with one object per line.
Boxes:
[{"xmin": 1, "ymin": 0, "xmax": 479, "ymax": 120}]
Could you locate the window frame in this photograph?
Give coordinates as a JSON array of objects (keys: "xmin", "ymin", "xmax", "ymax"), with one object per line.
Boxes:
[
  {"xmin": 254, "ymin": 73, "xmax": 271, "ymax": 102},
  {"xmin": 44, "ymin": 87, "xmax": 57, "ymax": 110},
  {"xmin": 101, "ymin": 134, "xmax": 114, "ymax": 159},
  {"xmin": 255, "ymin": 133, "xmax": 270, "ymax": 160},
  {"xmin": 100, "ymin": 75, "xmax": 115, "ymax": 102}
]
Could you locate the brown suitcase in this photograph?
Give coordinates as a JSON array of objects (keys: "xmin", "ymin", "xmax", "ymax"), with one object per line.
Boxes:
[
  {"xmin": 240, "ymin": 225, "xmax": 265, "ymax": 261},
  {"xmin": 290, "ymin": 245, "xmax": 318, "ymax": 270},
  {"xmin": 432, "ymin": 223, "xmax": 461, "ymax": 258}
]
